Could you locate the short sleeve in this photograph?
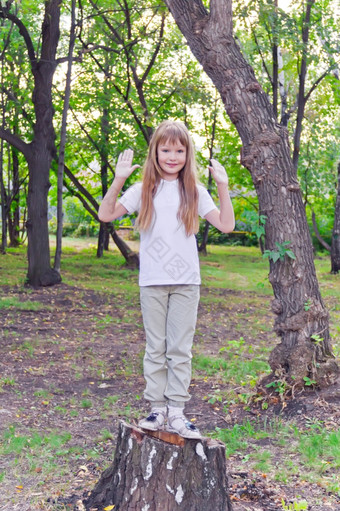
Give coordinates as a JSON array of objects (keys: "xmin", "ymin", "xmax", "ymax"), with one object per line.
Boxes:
[
  {"xmin": 118, "ymin": 182, "xmax": 142, "ymax": 214},
  {"xmin": 197, "ymin": 185, "xmax": 217, "ymax": 218}
]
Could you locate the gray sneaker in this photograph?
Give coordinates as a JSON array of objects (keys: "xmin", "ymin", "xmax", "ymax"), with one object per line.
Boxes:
[
  {"xmin": 166, "ymin": 415, "xmax": 201, "ymax": 439},
  {"xmin": 138, "ymin": 410, "xmax": 166, "ymax": 431}
]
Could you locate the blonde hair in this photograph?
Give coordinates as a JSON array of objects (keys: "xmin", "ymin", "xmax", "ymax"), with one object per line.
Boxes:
[{"xmin": 137, "ymin": 121, "xmax": 199, "ymax": 236}]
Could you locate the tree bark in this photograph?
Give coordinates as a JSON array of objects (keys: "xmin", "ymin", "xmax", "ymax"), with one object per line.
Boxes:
[
  {"xmin": 292, "ymin": 0, "xmax": 315, "ymax": 171},
  {"xmin": 97, "ymin": 67, "xmax": 110, "ymax": 259},
  {"xmin": 272, "ymin": 0, "xmax": 279, "ymax": 119},
  {"xmin": 54, "ymin": 0, "xmax": 76, "ymax": 273},
  {"xmin": 164, "ymin": 0, "xmax": 338, "ymax": 387},
  {"xmin": 85, "ymin": 421, "xmax": 232, "ymax": 511},
  {"xmin": 0, "ymin": 137, "xmax": 7, "ymax": 254},
  {"xmin": 331, "ymin": 162, "xmax": 340, "ymax": 274},
  {"xmin": 8, "ymin": 147, "xmax": 21, "ymax": 247}
]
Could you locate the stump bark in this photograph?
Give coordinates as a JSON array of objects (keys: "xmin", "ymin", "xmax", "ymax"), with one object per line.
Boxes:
[{"xmin": 85, "ymin": 420, "xmax": 232, "ymax": 511}]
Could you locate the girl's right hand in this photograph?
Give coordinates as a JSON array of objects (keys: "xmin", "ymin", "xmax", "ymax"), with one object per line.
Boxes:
[{"xmin": 115, "ymin": 149, "xmax": 140, "ymax": 179}]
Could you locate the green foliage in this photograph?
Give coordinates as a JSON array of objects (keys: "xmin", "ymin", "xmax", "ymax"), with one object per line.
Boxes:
[
  {"xmin": 263, "ymin": 241, "xmax": 296, "ymax": 263},
  {"xmin": 303, "ymin": 376, "xmax": 316, "ymax": 386},
  {"xmin": 281, "ymin": 499, "xmax": 308, "ymax": 511},
  {"xmin": 240, "ymin": 210, "xmax": 267, "ymax": 240},
  {"xmin": 266, "ymin": 378, "xmax": 289, "ymax": 395},
  {"xmin": 49, "ymin": 196, "xmax": 100, "ymax": 237},
  {"xmin": 0, "ymin": 378, "xmax": 16, "ymax": 393}
]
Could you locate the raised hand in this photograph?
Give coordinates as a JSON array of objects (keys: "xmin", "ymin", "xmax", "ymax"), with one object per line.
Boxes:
[
  {"xmin": 209, "ymin": 158, "xmax": 229, "ymax": 186},
  {"xmin": 115, "ymin": 149, "xmax": 140, "ymax": 180}
]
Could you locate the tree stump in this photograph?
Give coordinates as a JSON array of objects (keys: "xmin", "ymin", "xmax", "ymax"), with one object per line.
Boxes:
[{"xmin": 85, "ymin": 420, "xmax": 233, "ymax": 511}]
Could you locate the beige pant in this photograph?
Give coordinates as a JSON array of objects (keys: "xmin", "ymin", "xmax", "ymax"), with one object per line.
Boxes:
[{"xmin": 140, "ymin": 285, "xmax": 200, "ymax": 408}]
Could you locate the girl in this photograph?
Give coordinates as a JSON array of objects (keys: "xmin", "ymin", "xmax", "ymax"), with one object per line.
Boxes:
[{"xmin": 98, "ymin": 121, "xmax": 235, "ymax": 439}]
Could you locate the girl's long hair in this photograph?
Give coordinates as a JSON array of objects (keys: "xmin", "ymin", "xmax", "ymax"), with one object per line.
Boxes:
[{"xmin": 137, "ymin": 121, "xmax": 199, "ymax": 236}]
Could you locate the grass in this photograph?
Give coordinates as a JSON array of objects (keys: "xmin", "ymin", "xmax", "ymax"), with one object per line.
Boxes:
[
  {"xmin": 0, "ymin": 296, "xmax": 44, "ymax": 311},
  {"xmin": 200, "ymin": 245, "xmax": 273, "ymax": 294},
  {"xmin": 213, "ymin": 419, "xmax": 340, "ymax": 496},
  {"xmin": 1, "ymin": 426, "xmax": 72, "ymax": 456},
  {"xmin": 0, "ymin": 241, "xmax": 340, "ymax": 508},
  {"xmin": 193, "ymin": 352, "xmax": 270, "ymax": 384}
]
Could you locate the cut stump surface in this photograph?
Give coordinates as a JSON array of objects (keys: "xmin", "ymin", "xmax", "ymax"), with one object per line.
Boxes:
[{"xmin": 85, "ymin": 420, "xmax": 232, "ymax": 511}]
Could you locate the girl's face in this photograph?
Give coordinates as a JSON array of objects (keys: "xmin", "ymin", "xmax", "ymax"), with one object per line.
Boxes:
[{"xmin": 157, "ymin": 139, "xmax": 187, "ymax": 181}]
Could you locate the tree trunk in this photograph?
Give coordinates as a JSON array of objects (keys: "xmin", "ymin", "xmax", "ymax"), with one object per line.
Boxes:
[
  {"xmin": 8, "ymin": 147, "xmax": 21, "ymax": 247},
  {"xmin": 272, "ymin": 0, "xmax": 279, "ymax": 119},
  {"xmin": 25, "ymin": 1, "xmax": 61, "ymax": 287},
  {"xmin": 97, "ymin": 223, "xmax": 105, "ymax": 258},
  {"xmin": 292, "ymin": 0, "xmax": 315, "ymax": 171},
  {"xmin": 331, "ymin": 162, "xmax": 340, "ymax": 274},
  {"xmin": 108, "ymin": 224, "xmax": 139, "ymax": 268},
  {"xmin": 164, "ymin": 0, "xmax": 338, "ymax": 387},
  {"xmin": 311, "ymin": 210, "xmax": 331, "ymax": 252},
  {"xmin": 0, "ymin": 137, "xmax": 7, "ymax": 254},
  {"xmin": 198, "ymin": 101, "xmax": 217, "ymax": 254},
  {"xmin": 198, "ymin": 220, "xmax": 210, "ymax": 255},
  {"xmin": 97, "ymin": 73, "xmax": 110, "ymax": 259},
  {"xmin": 26, "ymin": 149, "xmax": 60, "ymax": 287},
  {"xmin": 97, "ymin": 223, "xmax": 110, "ymax": 258},
  {"xmin": 54, "ymin": 0, "xmax": 76, "ymax": 273},
  {"xmin": 85, "ymin": 421, "xmax": 232, "ymax": 511},
  {"xmin": 0, "ymin": 0, "xmax": 62, "ymax": 286}
]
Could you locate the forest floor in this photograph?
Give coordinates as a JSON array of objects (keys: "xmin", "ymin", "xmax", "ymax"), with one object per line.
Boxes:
[{"xmin": 0, "ymin": 243, "xmax": 339, "ymax": 511}]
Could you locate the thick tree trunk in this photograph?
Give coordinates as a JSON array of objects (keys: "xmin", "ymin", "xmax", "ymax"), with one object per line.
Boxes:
[
  {"xmin": 0, "ymin": 0, "xmax": 62, "ymax": 286},
  {"xmin": 26, "ymin": 0, "xmax": 62, "ymax": 286},
  {"xmin": 85, "ymin": 421, "xmax": 232, "ymax": 511},
  {"xmin": 331, "ymin": 162, "xmax": 340, "ymax": 274},
  {"xmin": 26, "ymin": 149, "xmax": 60, "ymax": 287},
  {"xmin": 164, "ymin": 0, "xmax": 338, "ymax": 387}
]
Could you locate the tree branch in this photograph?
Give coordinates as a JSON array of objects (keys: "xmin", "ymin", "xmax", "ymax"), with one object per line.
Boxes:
[
  {"xmin": 140, "ymin": 14, "xmax": 166, "ymax": 84},
  {"xmin": 312, "ymin": 210, "xmax": 331, "ymax": 252},
  {"xmin": 1, "ymin": 86, "xmax": 31, "ymax": 123},
  {"xmin": 304, "ymin": 69, "xmax": 331, "ymax": 104},
  {"xmin": 0, "ymin": 7, "xmax": 36, "ymax": 67},
  {"xmin": 64, "ymin": 164, "xmax": 99, "ymax": 211},
  {"xmin": 64, "ymin": 180, "xmax": 99, "ymax": 220},
  {"xmin": 0, "ymin": 128, "xmax": 30, "ymax": 157}
]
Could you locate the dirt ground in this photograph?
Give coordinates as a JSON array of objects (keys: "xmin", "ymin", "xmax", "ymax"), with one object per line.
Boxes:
[{"xmin": 0, "ymin": 283, "xmax": 339, "ymax": 511}]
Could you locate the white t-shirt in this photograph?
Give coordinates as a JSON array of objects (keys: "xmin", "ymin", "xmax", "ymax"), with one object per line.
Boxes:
[{"xmin": 119, "ymin": 179, "xmax": 217, "ymax": 286}]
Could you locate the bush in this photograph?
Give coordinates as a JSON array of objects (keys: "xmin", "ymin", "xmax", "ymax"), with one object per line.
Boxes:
[{"xmin": 196, "ymin": 220, "xmax": 258, "ymax": 247}]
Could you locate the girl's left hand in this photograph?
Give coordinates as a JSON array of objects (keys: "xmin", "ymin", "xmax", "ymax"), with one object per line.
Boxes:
[{"xmin": 209, "ymin": 159, "xmax": 229, "ymax": 185}]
